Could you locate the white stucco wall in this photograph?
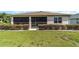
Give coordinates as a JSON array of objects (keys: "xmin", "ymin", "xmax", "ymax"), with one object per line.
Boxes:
[
  {"xmin": 47, "ymin": 16, "xmax": 69, "ymax": 25},
  {"xmin": 47, "ymin": 16, "xmax": 54, "ymax": 24},
  {"xmin": 62, "ymin": 16, "xmax": 69, "ymax": 24}
]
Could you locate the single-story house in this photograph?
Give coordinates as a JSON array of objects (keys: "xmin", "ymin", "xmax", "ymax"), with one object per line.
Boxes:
[
  {"xmin": 11, "ymin": 11, "xmax": 71, "ymax": 30},
  {"xmin": 70, "ymin": 14, "xmax": 79, "ymax": 24}
]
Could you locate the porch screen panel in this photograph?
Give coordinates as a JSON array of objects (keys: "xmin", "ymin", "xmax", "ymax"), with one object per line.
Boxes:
[
  {"xmin": 13, "ymin": 17, "xmax": 29, "ymax": 24},
  {"xmin": 36, "ymin": 17, "xmax": 47, "ymax": 24},
  {"xmin": 31, "ymin": 17, "xmax": 47, "ymax": 24}
]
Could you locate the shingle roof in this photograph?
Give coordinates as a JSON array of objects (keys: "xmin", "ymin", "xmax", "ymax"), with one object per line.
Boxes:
[{"xmin": 12, "ymin": 11, "xmax": 71, "ymax": 16}]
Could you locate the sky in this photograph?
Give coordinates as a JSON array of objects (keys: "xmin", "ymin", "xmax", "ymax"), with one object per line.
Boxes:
[{"xmin": 0, "ymin": 0, "xmax": 79, "ymax": 14}]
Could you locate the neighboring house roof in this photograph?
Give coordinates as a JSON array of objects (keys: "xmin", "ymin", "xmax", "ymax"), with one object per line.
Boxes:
[
  {"xmin": 70, "ymin": 14, "xmax": 79, "ymax": 18},
  {"xmin": 12, "ymin": 11, "xmax": 71, "ymax": 16}
]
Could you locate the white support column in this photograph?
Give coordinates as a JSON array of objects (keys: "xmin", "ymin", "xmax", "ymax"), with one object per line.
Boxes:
[
  {"xmin": 11, "ymin": 17, "xmax": 14, "ymax": 25},
  {"xmin": 29, "ymin": 16, "xmax": 32, "ymax": 30}
]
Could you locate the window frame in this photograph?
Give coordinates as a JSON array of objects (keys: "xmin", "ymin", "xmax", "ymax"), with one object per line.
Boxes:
[{"xmin": 54, "ymin": 16, "xmax": 62, "ymax": 23}]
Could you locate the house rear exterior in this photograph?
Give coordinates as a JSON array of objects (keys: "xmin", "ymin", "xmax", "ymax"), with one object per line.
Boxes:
[
  {"xmin": 11, "ymin": 11, "xmax": 71, "ymax": 30},
  {"xmin": 69, "ymin": 14, "xmax": 79, "ymax": 24}
]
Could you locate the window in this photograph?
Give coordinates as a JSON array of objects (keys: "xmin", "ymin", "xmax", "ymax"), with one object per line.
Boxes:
[
  {"xmin": 58, "ymin": 17, "xmax": 62, "ymax": 23},
  {"xmin": 54, "ymin": 17, "xmax": 58, "ymax": 23},
  {"xmin": 54, "ymin": 17, "xmax": 62, "ymax": 23}
]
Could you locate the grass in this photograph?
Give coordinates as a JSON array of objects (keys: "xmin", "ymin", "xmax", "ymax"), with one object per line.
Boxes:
[{"xmin": 0, "ymin": 30, "xmax": 79, "ymax": 47}]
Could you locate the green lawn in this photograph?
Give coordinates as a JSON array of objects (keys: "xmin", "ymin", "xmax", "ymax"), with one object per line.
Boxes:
[{"xmin": 0, "ymin": 30, "xmax": 79, "ymax": 47}]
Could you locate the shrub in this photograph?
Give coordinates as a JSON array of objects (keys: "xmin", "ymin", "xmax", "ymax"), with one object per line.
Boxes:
[
  {"xmin": 66, "ymin": 25, "xmax": 79, "ymax": 30},
  {"xmin": 38, "ymin": 24, "xmax": 66, "ymax": 30},
  {"xmin": 38, "ymin": 24, "xmax": 79, "ymax": 30},
  {"xmin": 0, "ymin": 24, "xmax": 29, "ymax": 30}
]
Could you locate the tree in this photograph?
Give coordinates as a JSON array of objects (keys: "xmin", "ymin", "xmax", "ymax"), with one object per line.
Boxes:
[{"xmin": 0, "ymin": 12, "xmax": 11, "ymax": 24}]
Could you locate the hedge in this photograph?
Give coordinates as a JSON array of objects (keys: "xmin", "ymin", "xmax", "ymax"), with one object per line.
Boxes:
[
  {"xmin": 0, "ymin": 24, "xmax": 29, "ymax": 30},
  {"xmin": 38, "ymin": 24, "xmax": 79, "ymax": 30},
  {"xmin": 0, "ymin": 24, "xmax": 79, "ymax": 30}
]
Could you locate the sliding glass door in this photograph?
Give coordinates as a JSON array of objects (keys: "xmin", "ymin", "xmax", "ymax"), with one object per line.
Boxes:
[{"xmin": 31, "ymin": 17, "xmax": 47, "ymax": 28}]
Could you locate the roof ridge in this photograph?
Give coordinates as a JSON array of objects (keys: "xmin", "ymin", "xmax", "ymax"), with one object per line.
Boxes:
[{"xmin": 13, "ymin": 11, "xmax": 71, "ymax": 16}]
